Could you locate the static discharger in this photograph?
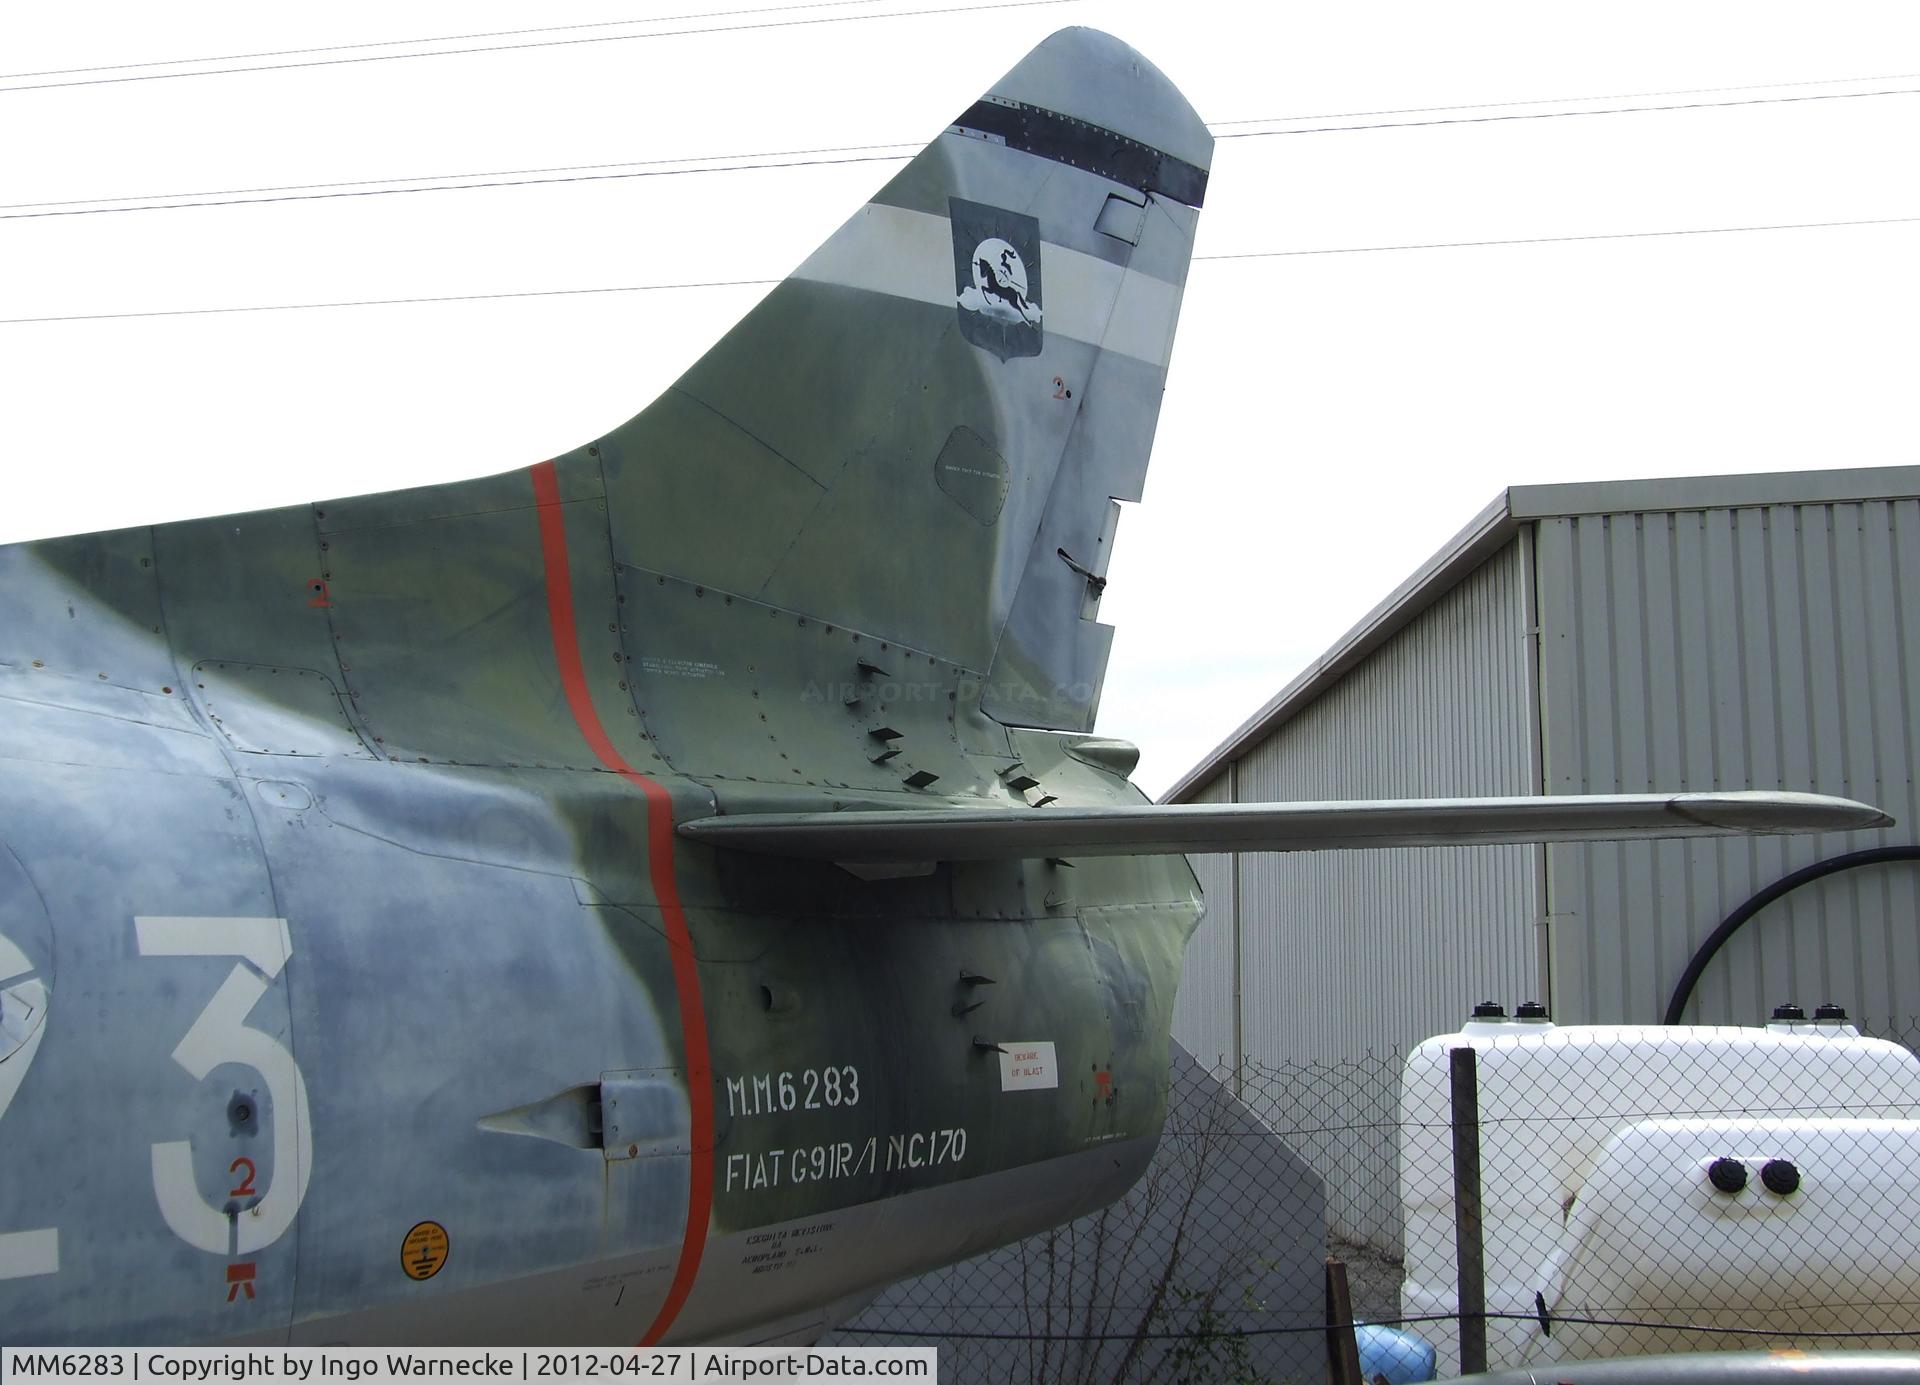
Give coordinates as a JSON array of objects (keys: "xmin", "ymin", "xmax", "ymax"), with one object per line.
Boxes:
[
  {"xmin": 952, "ymin": 972, "xmax": 993, "ymax": 1018},
  {"xmin": 843, "ymin": 659, "xmax": 891, "ymax": 706},
  {"xmin": 867, "ymin": 727, "xmax": 904, "ymax": 765},
  {"xmin": 999, "ymin": 762, "xmax": 1041, "ymax": 792}
]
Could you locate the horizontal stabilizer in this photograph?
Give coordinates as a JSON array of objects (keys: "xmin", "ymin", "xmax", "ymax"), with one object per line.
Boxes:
[{"xmin": 678, "ymin": 792, "xmax": 1892, "ymax": 864}]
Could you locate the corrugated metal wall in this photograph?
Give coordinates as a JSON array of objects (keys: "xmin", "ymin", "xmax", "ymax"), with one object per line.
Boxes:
[
  {"xmin": 1169, "ymin": 542, "xmax": 1541, "ymax": 1249},
  {"xmin": 1165, "ymin": 486, "xmax": 1920, "ymax": 1255},
  {"xmin": 1228, "ymin": 540, "xmax": 1540, "ymax": 1064},
  {"xmin": 1537, "ymin": 501, "xmax": 1920, "ymax": 1032}
]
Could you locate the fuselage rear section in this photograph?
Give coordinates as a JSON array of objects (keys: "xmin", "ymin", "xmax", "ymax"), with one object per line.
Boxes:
[{"xmin": 0, "ymin": 495, "xmax": 1202, "ymax": 1343}]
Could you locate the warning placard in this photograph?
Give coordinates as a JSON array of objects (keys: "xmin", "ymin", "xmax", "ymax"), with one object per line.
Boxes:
[
  {"xmin": 998, "ymin": 1041, "xmax": 1058, "ymax": 1091},
  {"xmin": 401, "ymin": 1221, "xmax": 449, "ymax": 1281}
]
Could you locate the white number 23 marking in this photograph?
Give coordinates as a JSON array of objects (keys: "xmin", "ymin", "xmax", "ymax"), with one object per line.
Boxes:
[{"xmin": 136, "ymin": 917, "xmax": 313, "ymax": 1256}]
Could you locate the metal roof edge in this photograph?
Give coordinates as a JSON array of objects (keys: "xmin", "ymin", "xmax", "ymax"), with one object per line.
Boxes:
[
  {"xmin": 1160, "ymin": 462, "xmax": 1920, "ymax": 805},
  {"xmin": 1161, "ymin": 489, "xmax": 1521, "ymax": 803},
  {"xmin": 1507, "ymin": 463, "xmax": 1920, "ymax": 520}
]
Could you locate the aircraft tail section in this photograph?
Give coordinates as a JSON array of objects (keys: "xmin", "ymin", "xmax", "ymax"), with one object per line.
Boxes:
[
  {"xmin": 3, "ymin": 29, "xmax": 1211, "ymax": 801},
  {"xmin": 593, "ymin": 27, "xmax": 1210, "ymax": 736}
]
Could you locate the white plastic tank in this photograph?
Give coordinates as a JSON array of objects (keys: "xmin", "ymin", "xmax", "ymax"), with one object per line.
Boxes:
[
  {"xmin": 1528, "ymin": 1118, "xmax": 1920, "ymax": 1363},
  {"xmin": 1399, "ymin": 1003, "xmax": 1920, "ymax": 1374}
]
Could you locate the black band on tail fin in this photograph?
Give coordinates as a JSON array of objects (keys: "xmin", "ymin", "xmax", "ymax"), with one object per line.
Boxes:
[{"xmin": 951, "ymin": 99, "xmax": 1209, "ymax": 208}]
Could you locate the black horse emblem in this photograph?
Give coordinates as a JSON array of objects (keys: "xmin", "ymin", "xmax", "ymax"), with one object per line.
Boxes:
[{"xmin": 974, "ymin": 255, "xmax": 1040, "ymax": 324}]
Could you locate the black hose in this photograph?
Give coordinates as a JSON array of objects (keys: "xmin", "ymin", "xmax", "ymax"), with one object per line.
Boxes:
[{"xmin": 1662, "ymin": 845, "xmax": 1920, "ymax": 1026}]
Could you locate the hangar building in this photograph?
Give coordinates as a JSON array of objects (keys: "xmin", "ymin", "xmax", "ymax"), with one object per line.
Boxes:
[{"xmin": 1168, "ymin": 464, "xmax": 1920, "ymax": 1073}]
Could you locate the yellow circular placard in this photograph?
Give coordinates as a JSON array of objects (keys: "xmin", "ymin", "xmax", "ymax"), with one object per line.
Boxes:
[{"xmin": 402, "ymin": 1221, "xmax": 449, "ymax": 1281}]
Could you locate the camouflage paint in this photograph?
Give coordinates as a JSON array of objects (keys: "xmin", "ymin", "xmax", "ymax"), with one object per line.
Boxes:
[{"xmin": 0, "ymin": 28, "xmax": 1211, "ymax": 1344}]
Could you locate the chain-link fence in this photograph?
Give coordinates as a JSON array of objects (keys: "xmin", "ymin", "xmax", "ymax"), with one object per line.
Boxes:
[{"xmin": 830, "ymin": 1020, "xmax": 1920, "ymax": 1382}]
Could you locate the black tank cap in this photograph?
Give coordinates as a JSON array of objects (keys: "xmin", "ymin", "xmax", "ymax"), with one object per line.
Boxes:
[
  {"xmin": 1771, "ymin": 1003, "xmax": 1806, "ymax": 1020},
  {"xmin": 1761, "ymin": 1159, "xmax": 1801, "ymax": 1195},
  {"xmin": 1471, "ymin": 1001, "xmax": 1506, "ymax": 1019}
]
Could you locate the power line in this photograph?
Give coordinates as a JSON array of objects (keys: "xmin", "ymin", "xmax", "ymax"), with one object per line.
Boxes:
[
  {"xmin": 0, "ymin": 0, "xmax": 1078, "ymax": 94},
  {"xmin": 0, "ymin": 278, "xmax": 784, "ymax": 327},
  {"xmin": 1206, "ymin": 68, "xmax": 1920, "ymax": 126},
  {"xmin": 2, "ymin": 5, "xmax": 1904, "ymax": 112},
  {"xmin": 7, "ymin": 212, "xmax": 1914, "ymax": 327},
  {"xmin": 10, "ymin": 84, "xmax": 1919, "ymax": 224},
  {"xmin": 1192, "ymin": 213, "xmax": 1920, "ymax": 259},
  {"xmin": 0, "ymin": 142, "xmax": 922, "ymax": 212},
  {"xmin": 0, "ymin": 0, "xmax": 891, "ymax": 80},
  {"xmin": 0, "ymin": 153, "xmax": 912, "ymax": 221},
  {"xmin": 1214, "ymin": 84, "xmax": 1920, "ymax": 139},
  {"xmin": 6, "ymin": 11, "xmax": 1906, "ymax": 111}
]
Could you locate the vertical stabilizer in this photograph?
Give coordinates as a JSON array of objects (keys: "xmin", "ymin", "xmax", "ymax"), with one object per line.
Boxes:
[{"xmin": 593, "ymin": 27, "xmax": 1210, "ymax": 734}]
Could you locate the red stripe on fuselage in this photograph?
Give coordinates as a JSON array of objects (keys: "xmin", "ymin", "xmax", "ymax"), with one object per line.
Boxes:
[{"xmin": 530, "ymin": 459, "xmax": 714, "ymax": 1345}]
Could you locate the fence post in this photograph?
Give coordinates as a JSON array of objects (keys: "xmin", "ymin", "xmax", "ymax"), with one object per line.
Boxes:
[
  {"xmin": 1450, "ymin": 1045, "xmax": 1487, "ymax": 1374},
  {"xmin": 1323, "ymin": 1257, "xmax": 1362, "ymax": 1385}
]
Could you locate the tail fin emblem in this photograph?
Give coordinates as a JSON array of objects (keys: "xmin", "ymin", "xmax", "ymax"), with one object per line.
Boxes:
[{"xmin": 951, "ymin": 199, "xmax": 1043, "ymax": 359}]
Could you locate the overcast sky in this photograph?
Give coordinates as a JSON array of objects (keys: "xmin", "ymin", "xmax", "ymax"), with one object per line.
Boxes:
[{"xmin": 5, "ymin": 1, "xmax": 1917, "ymax": 796}]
